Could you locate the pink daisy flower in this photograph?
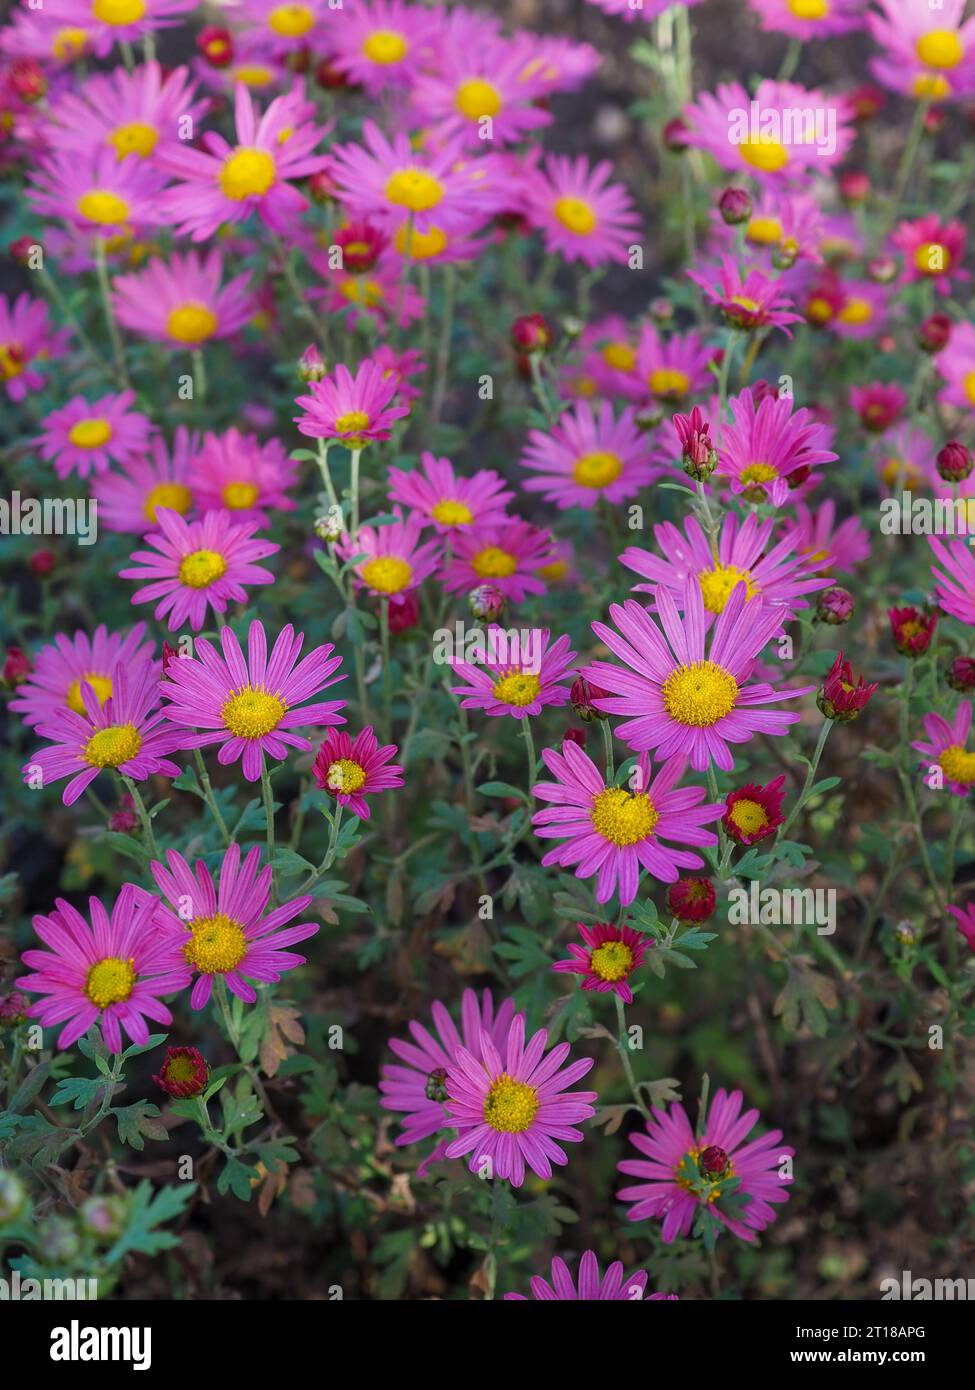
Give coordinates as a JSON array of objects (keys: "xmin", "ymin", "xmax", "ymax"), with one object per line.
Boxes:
[
  {"xmin": 120, "ymin": 507, "xmax": 278, "ymax": 633},
  {"xmin": 873, "ymin": 423, "xmax": 934, "ymax": 496},
  {"xmin": 112, "ymin": 249, "xmax": 256, "ymax": 349},
  {"xmin": 22, "ymin": 657, "xmax": 181, "ymax": 806},
  {"xmin": 91, "ymin": 427, "xmax": 199, "ymax": 534},
  {"xmin": 41, "ymin": 59, "xmax": 208, "ymax": 162},
  {"xmin": 0, "ymin": 292, "xmax": 70, "ymax": 403},
  {"xmin": 532, "ymin": 743, "xmax": 722, "ymax": 905},
  {"xmin": 312, "ymin": 725, "xmax": 404, "ymax": 819},
  {"xmin": 309, "ymin": 248, "xmax": 426, "ymax": 332},
  {"xmin": 0, "ymin": 8, "xmax": 96, "ymax": 66},
  {"xmin": 891, "ymin": 215, "xmax": 968, "ymax": 295},
  {"xmin": 36, "ymin": 390, "xmax": 155, "ymax": 481},
  {"xmin": 912, "ymin": 702, "xmax": 975, "ymax": 796},
  {"xmin": 780, "ymin": 498, "xmax": 871, "ymax": 574},
  {"xmin": 576, "ymin": 316, "xmax": 641, "ymax": 400},
  {"xmin": 828, "ymin": 279, "xmax": 889, "ymax": 341},
  {"xmin": 850, "ymin": 381, "xmax": 907, "ymax": 432},
  {"xmin": 519, "ymin": 399, "xmax": 661, "ymax": 510},
  {"xmin": 514, "ymin": 35, "xmax": 601, "ymax": 94},
  {"xmin": 150, "ymin": 843, "xmax": 319, "ymax": 1008},
  {"xmin": 443, "ymin": 1013, "xmax": 597, "ymax": 1188},
  {"xmin": 552, "ymin": 920, "xmax": 651, "ymax": 1004},
  {"xmin": 748, "ymin": 0, "xmax": 865, "ymax": 41},
  {"xmin": 336, "ymin": 513, "xmax": 440, "ymax": 605},
  {"xmin": 325, "ymin": 0, "xmax": 437, "ymax": 94},
  {"xmin": 370, "ymin": 344, "xmax": 426, "ymax": 404},
  {"xmin": 504, "ymin": 1250, "xmax": 671, "ymax": 1302},
  {"xmin": 387, "ymin": 451, "xmax": 513, "ymax": 532},
  {"xmin": 716, "ymin": 387, "xmax": 837, "ymax": 505},
  {"xmin": 193, "ymin": 428, "xmax": 298, "ymax": 525},
  {"xmin": 294, "ymin": 358, "xmax": 411, "ymax": 448},
  {"xmin": 682, "ymin": 80, "xmax": 854, "ymax": 181},
  {"xmin": 28, "ymin": 146, "xmax": 166, "ymax": 237},
  {"xmin": 44, "ymin": 0, "xmax": 198, "ymax": 53},
  {"xmin": 868, "ymin": 0, "xmax": 975, "ymax": 103},
  {"xmin": 634, "ymin": 323, "xmax": 715, "ymax": 406},
  {"xmin": 936, "ymin": 319, "xmax": 975, "ymax": 413},
  {"xmin": 688, "ymin": 257, "xmax": 801, "ymax": 335},
  {"xmin": 379, "ymin": 988, "xmax": 516, "ymax": 1155},
  {"xmin": 160, "ymin": 619, "xmax": 346, "ymax": 782},
  {"xmin": 157, "ymin": 82, "xmax": 328, "ymax": 241},
  {"xmin": 450, "ymin": 627, "xmax": 576, "ymax": 719},
  {"xmin": 736, "ymin": 189, "xmax": 825, "ymax": 266},
  {"xmin": 621, "ymin": 512, "xmax": 829, "ymax": 627},
  {"xmin": 442, "ymin": 519, "xmax": 553, "ymax": 604},
  {"xmin": 9, "ymin": 622, "xmax": 155, "ymax": 729},
  {"xmin": 580, "ymin": 579, "xmax": 814, "ymax": 772},
  {"xmin": 410, "ymin": 28, "xmax": 552, "ymax": 149},
  {"xmin": 519, "ymin": 152, "xmax": 640, "ymax": 267},
  {"xmin": 17, "ymin": 884, "xmax": 189, "ymax": 1053},
  {"xmin": 947, "ymin": 903, "xmax": 975, "ymax": 952},
  {"xmin": 238, "ymin": 0, "xmax": 332, "ymax": 57},
  {"xmin": 617, "ymin": 1087, "xmax": 794, "ymax": 1242},
  {"xmin": 585, "ymin": 0, "xmax": 704, "ymax": 21},
  {"xmin": 929, "ymin": 537, "xmax": 975, "ymax": 627}
]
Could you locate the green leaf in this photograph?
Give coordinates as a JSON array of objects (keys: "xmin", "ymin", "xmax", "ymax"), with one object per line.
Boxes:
[
  {"xmin": 218, "ymin": 1157, "xmax": 256, "ymax": 1201},
  {"xmin": 105, "ymin": 1180, "xmax": 197, "ymax": 1265}
]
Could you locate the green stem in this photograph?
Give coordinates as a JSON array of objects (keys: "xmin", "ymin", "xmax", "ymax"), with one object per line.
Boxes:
[
  {"xmin": 94, "ymin": 238, "xmax": 130, "ymax": 390},
  {"xmin": 615, "ymin": 993, "xmax": 650, "ymax": 1120},
  {"xmin": 600, "ymin": 717, "xmax": 614, "ymax": 785},
  {"xmin": 122, "ymin": 776, "xmax": 158, "ymax": 860},
  {"xmin": 193, "ymin": 748, "xmax": 231, "ymax": 845},
  {"xmin": 521, "ymin": 715, "xmax": 537, "ymax": 792},
  {"xmin": 297, "ymin": 804, "xmax": 343, "ymax": 895},
  {"xmin": 773, "ymin": 719, "xmax": 833, "ymax": 848},
  {"xmin": 261, "ymin": 764, "xmax": 277, "ymax": 902}
]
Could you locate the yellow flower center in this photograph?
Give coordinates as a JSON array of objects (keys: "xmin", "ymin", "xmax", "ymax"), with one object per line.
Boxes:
[
  {"xmin": 394, "ymin": 223, "xmax": 448, "ymax": 259},
  {"xmin": 472, "ymin": 545, "xmax": 517, "ymax": 578},
  {"xmin": 339, "ymin": 278, "xmax": 384, "ymax": 308},
  {"xmin": 363, "ymin": 28, "xmax": 408, "ymax": 63},
  {"xmin": 219, "ymin": 148, "xmax": 276, "ymax": 201},
  {"xmin": 221, "ymin": 685, "xmax": 287, "ymax": 738},
  {"xmin": 84, "ymin": 723, "xmax": 143, "ymax": 768},
  {"xmin": 747, "ymin": 216, "xmax": 783, "ymax": 245},
  {"xmin": 964, "ymin": 371, "xmax": 975, "ymax": 407},
  {"xmin": 662, "ymin": 660, "xmax": 739, "ymax": 727},
  {"xmin": 573, "ymin": 451, "xmax": 623, "ymax": 489},
  {"xmin": 268, "ymin": 3, "xmax": 314, "ymax": 37},
  {"xmin": 455, "ymin": 78, "xmax": 503, "ymax": 119},
  {"xmin": 538, "ymin": 558, "xmax": 568, "ymax": 582},
  {"xmin": 92, "ymin": 0, "xmax": 145, "ymax": 25},
  {"xmin": 787, "ymin": 0, "xmax": 828, "ymax": 17},
  {"xmin": 553, "ymin": 196, "xmax": 597, "ymax": 235},
  {"xmin": 648, "ymin": 367, "xmax": 691, "ymax": 399},
  {"xmin": 144, "ymin": 481, "xmax": 193, "ymax": 521},
  {"xmin": 234, "ymin": 64, "xmax": 273, "ymax": 87},
  {"xmin": 360, "ymin": 555, "xmax": 413, "ymax": 594},
  {"xmin": 916, "ymin": 30, "xmax": 963, "ymax": 69},
  {"xmin": 218, "ymin": 482, "xmax": 258, "ymax": 511},
  {"xmin": 108, "ymin": 121, "xmax": 158, "ymax": 159},
  {"xmin": 334, "ymin": 410, "xmax": 371, "ymax": 441},
  {"xmin": 728, "ymin": 797, "xmax": 769, "ymax": 836},
  {"xmin": 739, "ymin": 137, "xmax": 789, "ymax": 172},
  {"xmin": 431, "ymin": 498, "xmax": 474, "ymax": 525},
  {"xmin": 326, "ymin": 758, "xmax": 367, "ymax": 793},
  {"xmin": 166, "ymin": 302, "xmax": 219, "ymax": 344},
  {"xmin": 178, "ymin": 548, "xmax": 228, "ymax": 589},
  {"xmin": 914, "ymin": 242, "xmax": 949, "ymax": 275},
  {"xmin": 739, "ymin": 462, "xmax": 779, "ymax": 485},
  {"xmin": 85, "ymin": 956, "xmax": 136, "ymax": 1008},
  {"xmin": 385, "ymin": 169, "xmax": 444, "ymax": 212},
  {"xmin": 68, "ymin": 417, "xmax": 112, "ymax": 450},
  {"xmin": 940, "ymin": 745, "xmax": 975, "ymax": 785},
  {"xmin": 912, "ymin": 72, "xmax": 951, "ymax": 99},
  {"xmin": 602, "ymin": 342, "xmax": 636, "ymax": 372},
  {"xmin": 730, "ymin": 295, "xmax": 761, "ymax": 314},
  {"xmin": 589, "ymin": 939, "xmax": 635, "ymax": 982},
  {"xmin": 838, "ymin": 296, "xmax": 872, "ymax": 324},
  {"xmin": 77, "ymin": 190, "xmax": 130, "ymax": 225},
  {"xmin": 0, "ymin": 343, "xmax": 24, "ymax": 379},
  {"xmin": 183, "ymin": 912, "xmax": 248, "ymax": 974},
  {"xmin": 880, "ymin": 457, "xmax": 921, "ymax": 488},
  {"xmin": 591, "ymin": 786, "xmax": 659, "ymax": 845},
  {"xmin": 807, "ymin": 296, "xmax": 835, "ymax": 324},
  {"xmin": 53, "ymin": 27, "xmax": 88, "ymax": 60},
  {"xmin": 491, "ymin": 672, "xmax": 541, "ymax": 706},
  {"xmin": 697, "ymin": 563, "xmax": 758, "ymax": 614},
  {"xmin": 483, "ymin": 1074, "xmax": 539, "ymax": 1133},
  {"xmin": 67, "ymin": 672, "xmax": 113, "ymax": 715}
]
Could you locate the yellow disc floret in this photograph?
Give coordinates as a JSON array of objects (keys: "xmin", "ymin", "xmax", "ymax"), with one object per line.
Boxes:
[
  {"xmin": 589, "ymin": 939, "xmax": 634, "ymax": 982},
  {"xmin": 573, "ymin": 451, "xmax": 623, "ymax": 489},
  {"xmin": 67, "ymin": 672, "xmax": 113, "ymax": 715},
  {"xmin": 553, "ymin": 196, "xmax": 597, "ymax": 235},
  {"xmin": 183, "ymin": 912, "xmax": 248, "ymax": 974},
  {"xmin": 221, "ymin": 685, "xmax": 287, "ymax": 738},
  {"xmin": 85, "ymin": 956, "xmax": 136, "ymax": 1008},
  {"xmin": 492, "ymin": 672, "xmax": 541, "ymax": 707},
  {"xmin": 483, "ymin": 1074, "xmax": 539, "ymax": 1133},
  {"xmin": 940, "ymin": 745, "xmax": 975, "ymax": 785},
  {"xmin": 220, "ymin": 148, "xmax": 276, "ymax": 201},
  {"xmin": 697, "ymin": 563, "xmax": 758, "ymax": 615},
  {"xmin": 84, "ymin": 723, "xmax": 143, "ymax": 768},
  {"xmin": 360, "ymin": 555, "xmax": 413, "ymax": 594},
  {"xmin": 662, "ymin": 660, "xmax": 739, "ymax": 727},
  {"xmin": 472, "ymin": 546, "xmax": 517, "ymax": 579},
  {"xmin": 591, "ymin": 786, "xmax": 659, "ymax": 845},
  {"xmin": 179, "ymin": 549, "xmax": 228, "ymax": 589}
]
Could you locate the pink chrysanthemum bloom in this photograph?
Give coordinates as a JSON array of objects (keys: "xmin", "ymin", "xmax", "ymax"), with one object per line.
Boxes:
[
  {"xmin": 17, "ymin": 884, "xmax": 189, "ymax": 1052},
  {"xmin": 0, "ymin": 7, "xmax": 96, "ymax": 65},
  {"xmin": 682, "ymin": 80, "xmax": 854, "ymax": 181},
  {"xmin": 515, "ymin": 34, "xmax": 602, "ymax": 94},
  {"xmin": 936, "ymin": 319, "xmax": 975, "ymax": 412},
  {"xmin": 238, "ymin": 0, "xmax": 332, "ymax": 56},
  {"xmin": 780, "ymin": 498, "xmax": 871, "ymax": 574},
  {"xmin": 533, "ymin": 743, "xmax": 722, "ymax": 904},
  {"xmin": 850, "ymin": 381, "xmax": 907, "ymax": 433},
  {"xmin": 519, "ymin": 152, "xmax": 640, "ymax": 267},
  {"xmin": 735, "ymin": 189, "xmax": 825, "ymax": 267},
  {"xmin": 580, "ymin": 579, "xmax": 814, "ymax": 772},
  {"xmin": 9, "ymin": 622, "xmax": 154, "ymax": 728},
  {"xmin": 22, "ymin": 658, "xmax": 181, "ymax": 806},
  {"xmin": 716, "ymin": 387, "xmax": 837, "ymax": 505},
  {"xmin": 929, "ymin": 537, "xmax": 975, "ymax": 628},
  {"xmin": 370, "ymin": 344, "xmax": 426, "ymax": 404},
  {"xmin": 28, "ymin": 146, "xmax": 166, "ymax": 237},
  {"xmin": 617, "ymin": 1087, "xmax": 794, "ymax": 1242},
  {"xmin": 450, "ymin": 627, "xmax": 576, "ymax": 719},
  {"xmin": 828, "ymin": 279, "xmax": 888, "ymax": 341},
  {"xmin": 44, "ymin": 0, "xmax": 198, "ymax": 53},
  {"xmin": 294, "ymin": 358, "xmax": 411, "ymax": 448},
  {"xmin": 36, "ymin": 390, "xmax": 154, "ymax": 481},
  {"xmin": 584, "ymin": 0, "xmax": 704, "ymax": 21},
  {"xmin": 519, "ymin": 400, "xmax": 661, "ymax": 510},
  {"xmin": 410, "ymin": 26, "xmax": 552, "ymax": 149},
  {"xmin": 504, "ymin": 1250, "xmax": 673, "ymax": 1302},
  {"xmin": 0, "ymin": 293, "xmax": 70, "ymax": 402},
  {"xmin": 747, "ymin": 0, "xmax": 865, "ymax": 41},
  {"xmin": 576, "ymin": 315, "xmax": 641, "ymax": 400},
  {"xmin": 312, "ymin": 725, "xmax": 403, "ymax": 819},
  {"xmin": 157, "ymin": 82, "xmax": 328, "ymax": 241},
  {"xmin": 91, "ymin": 427, "xmax": 199, "ymax": 534},
  {"xmin": 309, "ymin": 249, "xmax": 426, "ymax": 332},
  {"xmin": 336, "ymin": 513, "xmax": 440, "ymax": 605},
  {"xmin": 193, "ymin": 428, "xmax": 298, "ymax": 525},
  {"xmin": 634, "ymin": 323, "xmax": 714, "ymax": 406},
  {"xmin": 325, "ymin": 0, "xmax": 436, "ymax": 93},
  {"xmin": 688, "ymin": 257, "xmax": 801, "ymax": 335},
  {"xmin": 380, "ymin": 988, "xmax": 516, "ymax": 1159},
  {"xmin": 868, "ymin": 0, "xmax": 975, "ymax": 102},
  {"xmin": 621, "ymin": 512, "xmax": 829, "ymax": 628},
  {"xmin": 443, "ymin": 1013, "xmax": 597, "ymax": 1187},
  {"xmin": 891, "ymin": 215, "xmax": 968, "ymax": 296},
  {"xmin": 150, "ymin": 843, "xmax": 319, "ymax": 1009},
  {"xmin": 120, "ymin": 507, "xmax": 278, "ymax": 632},
  {"xmin": 160, "ymin": 619, "xmax": 346, "ymax": 781},
  {"xmin": 42, "ymin": 59, "xmax": 208, "ymax": 162},
  {"xmin": 112, "ymin": 249, "xmax": 255, "ymax": 349},
  {"xmin": 442, "ymin": 519, "xmax": 553, "ymax": 604},
  {"xmin": 947, "ymin": 903, "xmax": 975, "ymax": 952},
  {"xmin": 552, "ymin": 920, "xmax": 650, "ymax": 1003},
  {"xmin": 873, "ymin": 423, "xmax": 933, "ymax": 497},
  {"xmin": 387, "ymin": 451, "xmax": 513, "ymax": 533}
]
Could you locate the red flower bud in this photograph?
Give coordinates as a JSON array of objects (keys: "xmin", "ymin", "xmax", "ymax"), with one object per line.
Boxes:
[
  {"xmin": 665, "ymin": 877, "xmax": 716, "ymax": 923},
  {"xmin": 153, "ymin": 1046, "xmax": 210, "ymax": 1098},
  {"xmin": 918, "ymin": 313, "xmax": 951, "ymax": 353},
  {"xmin": 511, "ymin": 313, "xmax": 551, "ymax": 354},
  {"xmin": 197, "ymin": 26, "xmax": 234, "ymax": 68},
  {"xmin": 936, "ymin": 440, "xmax": 972, "ymax": 482}
]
